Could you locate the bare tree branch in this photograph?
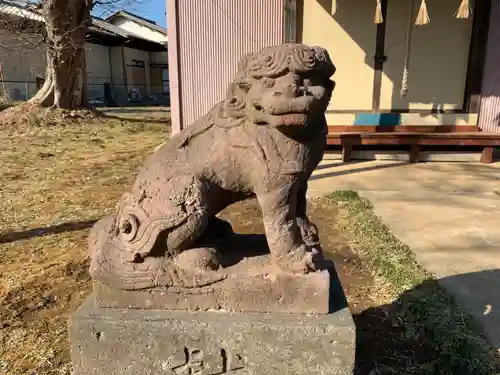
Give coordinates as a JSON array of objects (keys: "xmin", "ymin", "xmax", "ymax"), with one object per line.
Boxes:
[
  {"xmin": 0, "ymin": 0, "xmax": 162, "ymax": 110},
  {"xmin": 92, "ymin": 0, "xmax": 153, "ymax": 18}
]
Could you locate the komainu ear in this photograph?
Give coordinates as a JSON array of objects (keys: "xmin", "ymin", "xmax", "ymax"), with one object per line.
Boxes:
[
  {"xmin": 312, "ymin": 46, "xmax": 336, "ymax": 78},
  {"xmin": 223, "ymin": 83, "xmax": 247, "ymax": 119},
  {"xmin": 233, "ymin": 70, "xmax": 252, "ymax": 92}
]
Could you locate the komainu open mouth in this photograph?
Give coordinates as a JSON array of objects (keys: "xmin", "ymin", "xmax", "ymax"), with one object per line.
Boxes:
[{"xmin": 275, "ymin": 113, "xmax": 308, "ymax": 126}]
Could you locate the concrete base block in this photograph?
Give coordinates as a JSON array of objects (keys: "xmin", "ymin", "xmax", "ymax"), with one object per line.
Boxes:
[{"xmin": 69, "ymin": 295, "xmax": 355, "ymax": 375}]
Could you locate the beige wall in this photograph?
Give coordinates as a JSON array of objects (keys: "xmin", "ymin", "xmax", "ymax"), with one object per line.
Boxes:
[
  {"xmin": 109, "ymin": 46, "xmax": 126, "ymax": 85},
  {"xmin": 300, "ymin": 0, "xmax": 376, "ymax": 112},
  {"xmin": 0, "ymin": 28, "xmax": 45, "ymax": 100},
  {"xmin": 85, "ymin": 43, "xmax": 111, "ymax": 84},
  {"xmin": 381, "ymin": 0, "xmax": 473, "ymax": 111},
  {"xmin": 299, "ymin": 0, "xmax": 473, "ymax": 125},
  {"xmin": 0, "ymin": 29, "xmax": 46, "ymax": 81},
  {"xmin": 0, "ymin": 32, "xmax": 115, "ymax": 86},
  {"xmin": 0, "ymin": 24, "xmax": 168, "ymax": 104},
  {"xmin": 85, "ymin": 42, "xmax": 112, "ymax": 102},
  {"xmin": 124, "ymin": 47, "xmax": 151, "ymax": 95},
  {"xmin": 151, "ymin": 51, "xmax": 168, "ymax": 64}
]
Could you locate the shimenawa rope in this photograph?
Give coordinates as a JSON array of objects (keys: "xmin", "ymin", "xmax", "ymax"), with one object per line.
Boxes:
[{"xmin": 401, "ymin": 0, "xmax": 416, "ymax": 97}]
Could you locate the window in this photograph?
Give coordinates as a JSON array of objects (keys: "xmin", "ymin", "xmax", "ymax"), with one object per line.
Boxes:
[
  {"xmin": 131, "ymin": 59, "xmax": 145, "ymax": 68},
  {"xmin": 162, "ymin": 68, "xmax": 170, "ymax": 93},
  {"xmin": 162, "ymin": 69, "xmax": 169, "ymax": 81}
]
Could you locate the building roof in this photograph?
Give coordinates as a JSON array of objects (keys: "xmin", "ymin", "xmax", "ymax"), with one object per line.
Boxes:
[
  {"xmin": 106, "ymin": 9, "xmax": 168, "ymax": 36},
  {"xmin": 0, "ymin": 0, "xmax": 167, "ymax": 48},
  {"xmin": 90, "ymin": 16, "xmax": 131, "ymax": 38},
  {"xmin": 0, "ymin": 0, "xmax": 43, "ymax": 22},
  {"xmin": 108, "ymin": 9, "xmax": 157, "ymax": 26}
]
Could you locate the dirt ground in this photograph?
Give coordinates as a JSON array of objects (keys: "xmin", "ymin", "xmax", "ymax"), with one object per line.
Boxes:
[
  {"xmin": 1, "ymin": 194, "xmax": 386, "ymax": 375},
  {"xmin": 0, "ymin": 108, "xmax": 171, "ymax": 374},
  {"xmin": 0, "ymin": 107, "xmax": 384, "ymax": 375}
]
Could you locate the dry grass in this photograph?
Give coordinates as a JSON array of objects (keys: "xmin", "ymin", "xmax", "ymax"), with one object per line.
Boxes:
[
  {"xmin": 2, "ymin": 108, "xmax": 497, "ymax": 375},
  {"xmin": 0, "ymin": 106, "xmax": 387, "ymax": 375},
  {"xmin": 0, "ymin": 107, "xmax": 170, "ymax": 375}
]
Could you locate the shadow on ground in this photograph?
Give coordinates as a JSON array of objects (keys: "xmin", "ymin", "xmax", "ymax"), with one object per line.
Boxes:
[
  {"xmin": 99, "ymin": 108, "xmax": 171, "ymax": 114},
  {"xmin": 2, "ymin": 197, "xmax": 499, "ymax": 374},
  {"xmin": 101, "ymin": 114, "xmax": 170, "ymax": 124},
  {"xmin": 202, "ymin": 219, "xmax": 500, "ymax": 374},
  {"xmin": 310, "ymin": 160, "xmax": 408, "ymax": 181},
  {"xmin": 354, "ymin": 270, "xmax": 500, "ymax": 375},
  {"xmin": 219, "ymin": 200, "xmax": 500, "ymax": 373},
  {"xmin": 0, "ymin": 220, "xmax": 99, "ymax": 244},
  {"xmin": 96, "ymin": 107, "xmax": 171, "ymax": 124}
]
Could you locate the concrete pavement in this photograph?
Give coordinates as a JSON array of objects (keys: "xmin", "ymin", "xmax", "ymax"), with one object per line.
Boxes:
[{"xmin": 308, "ymin": 153, "xmax": 500, "ymax": 349}]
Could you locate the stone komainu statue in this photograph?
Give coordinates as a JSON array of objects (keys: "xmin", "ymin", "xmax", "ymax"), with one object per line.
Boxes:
[{"xmin": 89, "ymin": 43, "xmax": 336, "ymax": 290}]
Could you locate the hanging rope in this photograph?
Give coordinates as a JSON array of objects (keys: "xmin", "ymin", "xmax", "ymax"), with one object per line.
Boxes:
[
  {"xmin": 331, "ymin": 0, "xmax": 338, "ymax": 15},
  {"xmin": 375, "ymin": 0, "xmax": 384, "ymax": 24},
  {"xmin": 415, "ymin": 0, "xmax": 430, "ymax": 25},
  {"xmin": 456, "ymin": 0, "xmax": 472, "ymax": 19},
  {"xmin": 401, "ymin": 0, "xmax": 416, "ymax": 97}
]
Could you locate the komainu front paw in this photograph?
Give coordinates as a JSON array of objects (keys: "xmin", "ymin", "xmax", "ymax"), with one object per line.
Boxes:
[
  {"xmin": 277, "ymin": 245, "xmax": 325, "ymax": 274},
  {"xmin": 296, "ymin": 217, "xmax": 320, "ymax": 247}
]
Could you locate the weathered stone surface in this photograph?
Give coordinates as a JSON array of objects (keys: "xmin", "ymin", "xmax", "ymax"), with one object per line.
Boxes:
[
  {"xmin": 88, "ymin": 43, "xmax": 337, "ymax": 292},
  {"xmin": 69, "ymin": 43, "xmax": 350, "ymax": 375},
  {"xmin": 94, "ymin": 256, "xmax": 334, "ymax": 314},
  {"xmin": 69, "ymin": 296, "xmax": 355, "ymax": 375}
]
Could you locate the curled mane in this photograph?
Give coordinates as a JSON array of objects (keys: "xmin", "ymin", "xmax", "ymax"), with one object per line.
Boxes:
[
  {"xmin": 165, "ymin": 44, "xmax": 335, "ymax": 149},
  {"xmin": 223, "ymin": 44, "xmax": 335, "ymax": 120}
]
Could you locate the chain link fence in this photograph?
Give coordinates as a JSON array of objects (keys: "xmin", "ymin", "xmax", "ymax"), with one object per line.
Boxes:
[
  {"xmin": 87, "ymin": 83, "xmax": 170, "ymax": 107},
  {"xmin": 0, "ymin": 81, "xmax": 170, "ymax": 107},
  {"xmin": 0, "ymin": 81, "xmax": 38, "ymax": 105}
]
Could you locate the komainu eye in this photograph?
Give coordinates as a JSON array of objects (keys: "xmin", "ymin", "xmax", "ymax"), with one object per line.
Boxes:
[{"xmin": 236, "ymin": 79, "xmax": 252, "ymax": 91}]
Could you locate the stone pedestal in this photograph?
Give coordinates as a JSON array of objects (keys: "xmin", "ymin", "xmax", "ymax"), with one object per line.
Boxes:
[
  {"xmin": 70, "ymin": 42, "xmax": 352, "ymax": 374},
  {"xmin": 70, "ymin": 300, "xmax": 354, "ymax": 375},
  {"xmin": 69, "ymin": 266, "xmax": 356, "ymax": 375}
]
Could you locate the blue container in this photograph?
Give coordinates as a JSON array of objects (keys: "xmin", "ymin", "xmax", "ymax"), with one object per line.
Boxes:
[{"xmin": 353, "ymin": 113, "xmax": 401, "ymax": 126}]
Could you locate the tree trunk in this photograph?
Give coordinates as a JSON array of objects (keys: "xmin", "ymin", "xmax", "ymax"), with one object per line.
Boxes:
[{"xmin": 30, "ymin": 0, "xmax": 92, "ymax": 109}]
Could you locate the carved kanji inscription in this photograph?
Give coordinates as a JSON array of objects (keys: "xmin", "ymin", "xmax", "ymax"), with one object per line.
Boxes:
[{"xmin": 167, "ymin": 346, "xmax": 246, "ymax": 374}]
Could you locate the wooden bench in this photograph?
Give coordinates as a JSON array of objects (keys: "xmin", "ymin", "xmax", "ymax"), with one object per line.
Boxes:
[{"xmin": 326, "ymin": 127, "xmax": 500, "ymax": 164}]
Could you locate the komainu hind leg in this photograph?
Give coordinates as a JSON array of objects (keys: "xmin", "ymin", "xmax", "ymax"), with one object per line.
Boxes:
[{"xmin": 89, "ymin": 175, "xmax": 228, "ymax": 289}]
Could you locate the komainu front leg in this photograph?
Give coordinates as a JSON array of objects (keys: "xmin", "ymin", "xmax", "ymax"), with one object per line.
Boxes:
[
  {"xmin": 256, "ymin": 188, "xmax": 321, "ymax": 273},
  {"xmin": 296, "ymin": 181, "xmax": 321, "ymax": 248}
]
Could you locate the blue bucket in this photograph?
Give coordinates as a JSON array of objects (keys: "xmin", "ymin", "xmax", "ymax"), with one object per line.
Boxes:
[{"xmin": 353, "ymin": 113, "xmax": 401, "ymax": 126}]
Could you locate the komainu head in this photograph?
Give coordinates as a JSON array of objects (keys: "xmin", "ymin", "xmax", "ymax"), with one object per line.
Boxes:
[{"xmin": 223, "ymin": 44, "xmax": 336, "ymax": 130}]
